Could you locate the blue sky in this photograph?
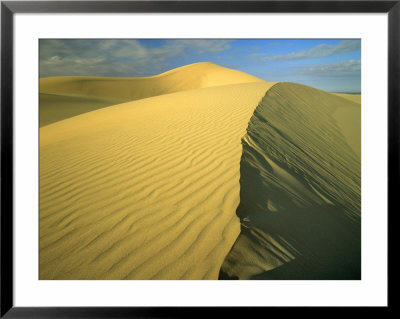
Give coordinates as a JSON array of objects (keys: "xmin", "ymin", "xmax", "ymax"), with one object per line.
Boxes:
[{"xmin": 40, "ymin": 39, "xmax": 361, "ymax": 93}]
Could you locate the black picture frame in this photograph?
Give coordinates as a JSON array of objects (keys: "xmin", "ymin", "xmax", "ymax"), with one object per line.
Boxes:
[{"xmin": 1, "ymin": 0, "xmax": 396, "ymax": 317}]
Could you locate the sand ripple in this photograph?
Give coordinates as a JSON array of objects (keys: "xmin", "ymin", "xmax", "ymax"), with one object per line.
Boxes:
[{"xmin": 39, "ymin": 81, "xmax": 275, "ymax": 279}]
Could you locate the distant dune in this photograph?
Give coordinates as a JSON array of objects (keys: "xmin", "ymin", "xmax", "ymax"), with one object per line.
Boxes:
[
  {"xmin": 39, "ymin": 62, "xmax": 261, "ymax": 126},
  {"xmin": 333, "ymin": 93, "xmax": 361, "ymax": 104},
  {"xmin": 39, "ymin": 62, "xmax": 275, "ymax": 279},
  {"xmin": 220, "ymin": 83, "xmax": 361, "ymax": 280}
]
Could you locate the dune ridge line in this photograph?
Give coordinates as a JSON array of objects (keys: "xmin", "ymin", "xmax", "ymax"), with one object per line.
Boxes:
[{"xmin": 220, "ymin": 82, "xmax": 361, "ymax": 280}]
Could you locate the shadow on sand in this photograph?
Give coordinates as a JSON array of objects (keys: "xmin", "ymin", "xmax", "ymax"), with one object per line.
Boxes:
[{"xmin": 220, "ymin": 83, "xmax": 361, "ymax": 280}]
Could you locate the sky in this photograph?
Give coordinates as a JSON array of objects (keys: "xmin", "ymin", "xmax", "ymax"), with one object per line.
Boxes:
[{"xmin": 40, "ymin": 39, "xmax": 361, "ymax": 93}]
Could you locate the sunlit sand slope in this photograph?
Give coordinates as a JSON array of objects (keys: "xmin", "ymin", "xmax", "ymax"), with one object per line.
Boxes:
[
  {"xmin": 39, "ymin": 80, "xmax": 275, "ymax": 279},
  {"xmin": 220, "ymin": 83, "xmax": 361, "ymax": 280}
]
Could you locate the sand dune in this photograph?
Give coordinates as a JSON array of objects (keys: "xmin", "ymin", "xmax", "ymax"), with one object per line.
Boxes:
[
  {"xmin": 39, "ymin": 62, "xmax": 262, "ymax": 126},
  {"xmin": 39, "ymin": 67, "xmax": 275, "ymax": 279},
  {"xmin": 220, "ymin": 83, "xmax": 361, "ymax": 280},
  {"xmin": 40, "ymin": 63, "xmax": 361, "ymax": 280}
]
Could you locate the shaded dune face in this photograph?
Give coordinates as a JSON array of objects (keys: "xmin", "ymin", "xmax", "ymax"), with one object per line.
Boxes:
[
  {"xmin": 39, "ymin": 75, "xmax": 275, "ymax": 279},
  {"xmin": 39, "ymin": 62, "xmax": 262, "ymax": 126},
  {"xmin": 220, "ymin": 83, "xmax": 361, "ymax": 280},
  {"xmin": 39, "ymin": 93, "xmax": 122, "ymax": 127}
]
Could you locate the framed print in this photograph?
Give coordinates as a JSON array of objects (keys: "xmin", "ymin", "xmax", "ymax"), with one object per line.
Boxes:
[{"xmin": 1, "ymin": 0, "xmax": 396, "ymax": 316}]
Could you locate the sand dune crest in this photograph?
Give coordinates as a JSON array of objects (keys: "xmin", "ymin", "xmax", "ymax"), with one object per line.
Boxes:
[{"xmin": 221, "ymin": 83, "xmax": 361, "ymax": 280}]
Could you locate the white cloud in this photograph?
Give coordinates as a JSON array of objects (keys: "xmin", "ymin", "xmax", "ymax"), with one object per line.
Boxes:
[
  {"xmin": 299, "ymin": 60, "xmax": 361, "ymax": 77},
  {"xmin": 39, "ymin": 39, "xmax": 233, "ymax": 77},
  {"xmin": 261, "ymin": 40, "xmax": 360, "ymax": 61}
]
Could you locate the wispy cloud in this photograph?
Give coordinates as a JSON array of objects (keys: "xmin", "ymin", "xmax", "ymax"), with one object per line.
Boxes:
[
  {"xmin": 299, "ymin": 59, "xmax": 361, "ymax": 77},
  {"xmin": 39, "ymin": 39, "xmax": 233, "ymax": 77},
  {"xmin": 260, "ymin": 40, "xmax": 360, "ymax": 61}
]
